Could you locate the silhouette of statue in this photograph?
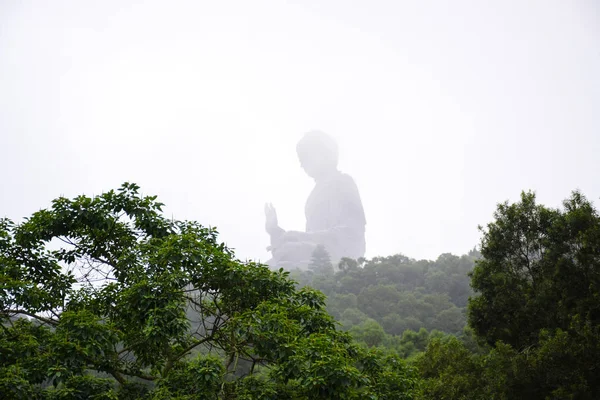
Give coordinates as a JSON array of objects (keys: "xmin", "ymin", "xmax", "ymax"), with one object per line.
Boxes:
[{"xmin": 265, "ymin": 131, "xmax": 366, "ymax": 270}]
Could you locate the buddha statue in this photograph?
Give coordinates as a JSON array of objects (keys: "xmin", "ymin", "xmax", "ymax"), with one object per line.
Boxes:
[{"xmin": 264, "ymin": 131, "xmax": 366, "ymax": 269}]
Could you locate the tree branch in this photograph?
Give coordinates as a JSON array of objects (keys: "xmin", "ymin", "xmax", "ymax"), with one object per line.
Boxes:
[{"xmin": 4, "ymin": 309, "xmax": 59, "ymax": 326}]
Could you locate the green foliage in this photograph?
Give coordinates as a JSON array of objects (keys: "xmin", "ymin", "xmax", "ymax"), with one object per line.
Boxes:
[
  {"xmin": 0, "ymin": 364, "xmax": 44, "ymax": 400},
  {"xmin": 392, "ymin": 328, "xmax": 432, "ymax": 358},
  {"xmin": 416, "ymin": 336, "xmax": 488, "ymax": 400},
  {"xmin": 469, "ymin": 190, "xmax": 600, "ymax": 397},
  {"xmin": 45, "ymin": 375, "xmax": 117, "ymax": 400},
  {"xmin": 8, "ymin": 183, "xmax": 598, "ymax": 398},
  {"xmin": 0, "ymin": 183, "xmax": 416, "ymax": 399},
  {"xmin": 349, "ymin": 319, "xmax": 386, "ymax": 348},
  {"xmin": 293, "ymin": 251, "xmax": 477, "ymax": 352},
  {"xmin": 309, "ymin": 244, "xmax": 334, "ymax": 276},
  {"xmin": 155, "ymin": 355, "xmax": 223, "ymax": 399},
  {"xmin": 419, "ymin": 190, "xmax": 600, "ymax": 399},
  {"xmin": 357, "ymin": 350, "xmax": 418, "ymax": 400},
  {"xmin": 469, "ymin": 190, "xmax": 600, "ymax": 349}
]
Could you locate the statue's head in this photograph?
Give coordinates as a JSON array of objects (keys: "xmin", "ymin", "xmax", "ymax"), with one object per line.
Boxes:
[{"xmin": 296, "ymin": 130, "xmax": 339, "ymax": 180}]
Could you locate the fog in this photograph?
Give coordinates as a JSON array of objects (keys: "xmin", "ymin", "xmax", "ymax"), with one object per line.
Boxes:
[{"xmin": 1, "ymin": 0, "xmax": 599, "ymax": 263}]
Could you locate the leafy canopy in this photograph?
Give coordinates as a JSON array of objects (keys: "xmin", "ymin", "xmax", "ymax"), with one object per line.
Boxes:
[
  {"xmin": 418, "ymin": 190, "xmax": 600, "ymax": 400},
  {"xmin": 0, "ymin": 183, "xmax": 416, "ymax": 399}
]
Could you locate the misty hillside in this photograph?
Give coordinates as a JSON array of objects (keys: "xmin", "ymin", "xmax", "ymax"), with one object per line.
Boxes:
[
  {"xmin": 291, "ymin": 251, "xmax": 478, "ymax": 352},
  {"xmin": 2, "ymin": 0, "xmax": 599, "ymax": 398}
]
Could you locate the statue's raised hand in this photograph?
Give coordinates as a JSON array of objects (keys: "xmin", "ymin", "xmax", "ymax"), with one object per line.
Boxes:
[{"xmin": 264, "ymin": 202, "xmax": 281, "ymax": 236}]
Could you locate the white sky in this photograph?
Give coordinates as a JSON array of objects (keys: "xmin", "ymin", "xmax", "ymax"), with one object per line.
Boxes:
[{"xmin": 1, "ymin": 0, "xmax": 599, "ymax": 262}]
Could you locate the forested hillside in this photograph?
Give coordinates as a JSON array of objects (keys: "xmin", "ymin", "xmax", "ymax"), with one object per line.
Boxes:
[
  {"xmin": 0, "ymin": 184, "xmax": 418, "ymax": 399},
  {"xmin": 2, "ymin": 185, "xmax": 600, "ymax": 399},
  {"xmin": 291, "ymin": 250, "xmax": 479, "ymax": 357},
  {"xmin": 295, "ymin": 190, "xmax": 600, "ymax": 399}
]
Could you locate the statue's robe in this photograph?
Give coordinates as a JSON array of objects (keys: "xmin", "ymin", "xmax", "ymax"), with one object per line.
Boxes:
[{"xmin": 268, "ymin": 171, "xmax": 366, "ymax": 269}]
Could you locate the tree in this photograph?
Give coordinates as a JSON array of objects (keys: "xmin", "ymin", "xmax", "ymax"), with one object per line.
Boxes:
[
  {"xmin": 308, "ymin": 244, "xmax": 334, "ymax": 276},
  {"xmin": 0, "ymin": 183, "xmax": 417, "ymax": 399},
  {"xmin": 469, "ymin": 191, "xmax": 600, "ymax": 347},
  {"xmin": 416, "ymin": 336, "xmax": 486, "ymax": 400},
  {"xmin": 357, "ymin": 285, "xmax": 402, "ymax": 320},
  {"xmin": 349, "ymin": 318, "xmax": 386, "ymax": 347},
  {"xmin": 466, "ymin": 190, "xmax": 600, "ymax": 398}
]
